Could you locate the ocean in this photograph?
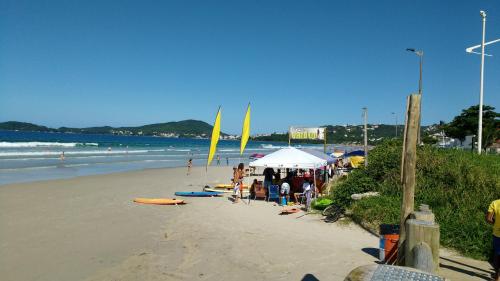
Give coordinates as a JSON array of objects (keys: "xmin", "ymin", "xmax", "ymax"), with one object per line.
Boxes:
[{"xmin": 0, "ymin": 130, "xmax": 351, "ymax": 185}]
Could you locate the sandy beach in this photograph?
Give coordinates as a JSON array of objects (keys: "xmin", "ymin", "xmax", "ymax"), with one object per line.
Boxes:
[{"xmin": 0, "ymin": 166, "xmax": 492, "ymax": 281}]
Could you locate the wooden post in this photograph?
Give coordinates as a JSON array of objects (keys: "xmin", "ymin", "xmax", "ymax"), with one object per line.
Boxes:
[
  {"xmin": 398, "ymin": 94, "xmax": 421, "ymax": 264},
  {"xmin": 405, "ymin": 219, "xmax": 440, "ymax": 273}
]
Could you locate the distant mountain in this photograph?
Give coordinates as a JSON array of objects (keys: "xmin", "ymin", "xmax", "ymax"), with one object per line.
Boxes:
[
  {"xmin": 0, "ymin": 121, "xmax": 54, "ymax": 132},
  {"xmin": 0, "ymin": 120, "xmax": 227, "ymax": 138}
]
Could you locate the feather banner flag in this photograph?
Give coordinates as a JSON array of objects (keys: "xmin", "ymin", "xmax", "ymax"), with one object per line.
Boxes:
[
  {"xmin": 207, "ymin": 107, "xmax": 221, "ymax": 167},
  {"xmin": 240, "ymin": 103, "xmax": 251, "ymax": 155}
]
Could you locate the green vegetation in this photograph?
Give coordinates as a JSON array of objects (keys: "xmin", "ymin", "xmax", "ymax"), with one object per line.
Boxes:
[
  {"xmin": 330, "ymin": 140, "xmax": 500, "ymax": 259},
  {"xmin": 444, "ymin": 105, "xmax": 499, "ymax": 149},
  {"xmin": 252, "ymin": 124, "xmax": 439, "ymax": 145},
  {"xmin": 0, "ymin": 120, "xmax": 225, "ymax": 138}
]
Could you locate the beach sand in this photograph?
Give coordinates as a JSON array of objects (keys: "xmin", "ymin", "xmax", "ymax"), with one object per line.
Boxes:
[{"xmin": 0, "ymin": 166, "xmax": 492, "ymax": 281}]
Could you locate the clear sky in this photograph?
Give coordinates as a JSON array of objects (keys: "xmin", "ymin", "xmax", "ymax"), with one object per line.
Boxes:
[{"xmin": 0, "ymin": 0, "xmax": 499, "ymax": 134}]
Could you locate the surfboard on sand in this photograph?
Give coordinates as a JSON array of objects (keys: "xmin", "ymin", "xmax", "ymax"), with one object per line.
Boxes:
[
  {"xmin": 204, "ymin": 187, "xmax": 250, "ymax": 194},
  {"xmin": 214, "ymin": 184, "xmax": 248, "ymax": 190},
  {"xmin": 280, "ymin": 208, "xmax": 301, "ymax": 215},
  {"xmin": 133, "ymin": 198, "xmax": 185, "ymax": 205},
  {"xmin": 174, "ymin": 191, "xmax": 223, "ymax": 197}
]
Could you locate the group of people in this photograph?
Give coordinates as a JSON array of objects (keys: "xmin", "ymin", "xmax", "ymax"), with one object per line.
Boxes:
[{"xmin": 252, "ymin": 167, "xmax": 317, "ymax": 208}]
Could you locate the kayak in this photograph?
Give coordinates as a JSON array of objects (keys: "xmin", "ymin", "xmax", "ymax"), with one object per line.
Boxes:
[
  {"xmin": 174, "ymin": 191, "xmax": 223, "ymax": 197},
  {"xmin": 133, "ymin": 198, "xmax": 185, "ymax": 205}
]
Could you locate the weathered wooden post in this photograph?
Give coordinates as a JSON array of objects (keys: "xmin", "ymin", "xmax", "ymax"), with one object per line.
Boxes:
[
  {"xmin": 405, "ymin": 204, "xmax": 440, "ymax": 273},
  {"xmin": 398, "ymin": 94, "xmax": 421, "ymax": 264}
]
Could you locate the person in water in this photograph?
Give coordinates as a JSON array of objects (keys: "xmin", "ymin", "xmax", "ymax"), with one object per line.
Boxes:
[{"xmin": 187, "ymin": 159, "xmax": 192, "ymax": 175}]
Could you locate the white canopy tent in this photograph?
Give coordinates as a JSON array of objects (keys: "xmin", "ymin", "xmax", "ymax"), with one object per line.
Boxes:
[
  {"xmin": 249, "ymin": 147, "xmax": 327, "ymax": 202},
  {"xmin": 249, "ymin": 147, "xmax": 327, "ymax": 169}
]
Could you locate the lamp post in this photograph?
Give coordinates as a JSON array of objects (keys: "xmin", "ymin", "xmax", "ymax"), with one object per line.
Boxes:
[
  {"xmin": 406, "ymin": 48, "xmax": 424, "ymax": 144},
  {"xmin": 478, "ymin": 11, "xmax": 486, "ymax": 154},
  {"xmin": 466, "ymin": 11, "xmax": 499, "ymax": 154},
  {"xmin": 392, "ymin": 112, "xmax": 398, "ymax": 137}
]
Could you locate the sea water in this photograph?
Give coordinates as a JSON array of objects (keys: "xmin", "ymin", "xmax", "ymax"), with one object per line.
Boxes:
[{"xmin": 0, "ymin": 130, "xmax": 353, "ymax": 185}]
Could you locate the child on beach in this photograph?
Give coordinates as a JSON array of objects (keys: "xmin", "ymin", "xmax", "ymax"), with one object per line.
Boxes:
[
  {"xmin": 187, "ymin": 159, "xmax": 192, "ymax": 175},
  {"xmin": 233, "ymin": 163, "xmax": 245, "ymax": 203}
]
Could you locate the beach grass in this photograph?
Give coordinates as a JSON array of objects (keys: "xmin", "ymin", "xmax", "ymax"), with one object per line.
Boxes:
[{"xmin": 330, "ymin": 140, "xmax": 500, "ymax": 259}]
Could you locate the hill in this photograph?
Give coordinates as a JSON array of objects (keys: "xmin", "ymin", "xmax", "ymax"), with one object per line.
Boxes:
[
  {"xmin": 0, "ymin": 121, "xmax": 54, "ymax": 132},
  {"xmin": 252, "ymin": 124, "xmax": 439, "ymax": 145},
  {"xmin": 0, "ymin": 120, "xmax": 225, "ymax": 138}
]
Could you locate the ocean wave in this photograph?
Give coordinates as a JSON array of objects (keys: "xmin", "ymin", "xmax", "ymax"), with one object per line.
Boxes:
[
  {"xmin": 0, "ymin": 141, "xmax": 98, "ymax": 148},
  {"xmin": 0, "ymin": 149, "xmax": 163, "ymax": 158},
  {"xmin": 260, "ymin": 144, "xmax": 289, "ymax": 149},
  {"xmin": 166, "ymin": 148, "xmax": 191, "ymax": 152}
]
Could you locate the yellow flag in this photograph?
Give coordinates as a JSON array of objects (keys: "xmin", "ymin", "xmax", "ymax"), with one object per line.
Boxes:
[
  {"xmin": 207, "ymin": 107, "xmax": 221, "ymax": 167},
  {"xmin": 240, "ymin": 103, "xmax": 251, "ymax": 155}
]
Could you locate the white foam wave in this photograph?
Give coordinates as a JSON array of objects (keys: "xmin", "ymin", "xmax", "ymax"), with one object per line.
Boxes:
[
  {"xmin": 260, "ymin": 144, "xmax": 289, "ymax": 149},
  {"xmin": 0, "ymin": 141, "xmax": 98, "ymax": 148},
  {"xmin": 0, "ymin": 149, "xmax": 163, "ymax": 157},
  {"xmin": 166, "ymin": 148, "xmax": 191, "ymax": 152}
]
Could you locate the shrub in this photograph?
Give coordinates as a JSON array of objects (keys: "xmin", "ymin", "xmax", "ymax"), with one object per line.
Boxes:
[{"xmin": 330, "ymin": 140, "xmax": 500, "ymax": 259}]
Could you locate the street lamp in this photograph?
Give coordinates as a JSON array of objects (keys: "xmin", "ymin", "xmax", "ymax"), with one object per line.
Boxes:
[
  {"xmin": 406, "ymin": 48, "xmax": 424, "ymax": 96},
  {"xmin": 465, "ymin": 11, "xmax": 499, "ymax": 154},
  {"xmin": 392, "ymin": 112, "xmax": 398, "ymax": 137},
  {"xmin": 406, "ymin": 48, "xmax": 424, "ymax": 143}
]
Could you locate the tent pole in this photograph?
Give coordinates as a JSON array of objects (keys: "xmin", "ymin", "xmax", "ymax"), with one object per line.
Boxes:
[{"xmin": 313, "ymin": 169, "xmax": 317, "ymax": 199}]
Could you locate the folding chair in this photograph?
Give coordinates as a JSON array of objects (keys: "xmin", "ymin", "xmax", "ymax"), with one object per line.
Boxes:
[{"xmin": 267, "ymin": 185, "xmax": 280, "ymax": 203}]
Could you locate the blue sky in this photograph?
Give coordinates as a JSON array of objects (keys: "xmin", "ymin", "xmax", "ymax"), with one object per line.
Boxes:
[{"xmin": 0, "ymin": 0, "xmax": 499, "ymax": 134}]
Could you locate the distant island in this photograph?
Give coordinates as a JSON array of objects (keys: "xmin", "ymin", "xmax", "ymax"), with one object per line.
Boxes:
[
  {"xmin": 0, "ymin": 120, "xmax": 235, "ymax": 140},
  {"xmin": 0, "ymin": 120, "xmax": 440, "ymax": 145}
]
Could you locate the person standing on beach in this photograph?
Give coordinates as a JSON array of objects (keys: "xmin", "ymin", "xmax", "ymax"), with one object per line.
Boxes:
[
  {"xmin": 226, "ymin": 157, "xmax": 229, "ymax": 166},
  {"xmin": 487, "ymin": 199, "xmax": 500, "ymax": 281},
  {"xmin": 233, "ymin": 163, "xmax": 245, "ymax": 203},
  {"xmin": 216, "ymin": 155, "xmax": 220, "ymax": 165},
  {"xmin": 60, "ymin": 151, "xmax": 65, "ymax": 161},
  {"xmin": 263, "ymin": 167, "xmax": 275, "ymax": 192},
  {"xmin": 187, "ymin": 159, "xmax": 192, "ymax": 175}
]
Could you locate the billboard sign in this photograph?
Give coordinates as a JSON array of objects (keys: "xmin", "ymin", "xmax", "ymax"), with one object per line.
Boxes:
[{"xmin": 289, "ymin": 127, "xmax": 325, "ymax": 140}]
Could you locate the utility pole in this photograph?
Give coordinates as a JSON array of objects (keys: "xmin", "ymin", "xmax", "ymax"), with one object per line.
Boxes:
[
  {"xmin": 363, "ymin": 107, "xmax": 368, "ymax": 167},
  {"xmin": 392, "ymin": 112, "xmax": 398, "ymax": 137}
]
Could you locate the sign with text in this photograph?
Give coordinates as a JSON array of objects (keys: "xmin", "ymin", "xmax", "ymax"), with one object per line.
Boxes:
[{"xmin": 289, "ymin": 127, "xmax": 325, "ymax": 140}]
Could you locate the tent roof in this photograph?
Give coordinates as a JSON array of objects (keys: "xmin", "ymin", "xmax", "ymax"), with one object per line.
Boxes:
[
  {"xmin": 249, "ymin": 147, "xmax": 327, "ymax": 169},
  {"xmin": 299, "ymin": 148, "xmax": 336, "ymax": 165}
]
